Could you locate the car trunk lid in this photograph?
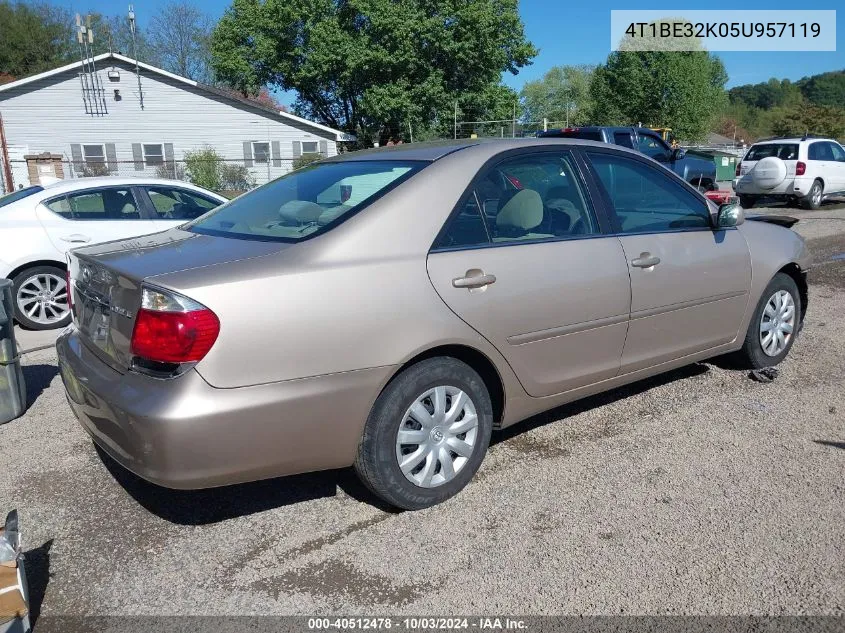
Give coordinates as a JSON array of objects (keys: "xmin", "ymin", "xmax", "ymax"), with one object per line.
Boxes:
[{"xmin": 68, "ymin": 228, "xmax": 288, "ymax": 371}]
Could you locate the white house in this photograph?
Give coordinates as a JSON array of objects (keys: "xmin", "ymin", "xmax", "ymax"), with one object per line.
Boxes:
[{"xmin": 0, "ymin": 53, "xmax": 354, "ymax": 192}]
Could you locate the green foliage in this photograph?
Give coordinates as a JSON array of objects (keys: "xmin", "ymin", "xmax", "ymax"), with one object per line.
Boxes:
[
  {"xmin": 184, "ymin": 147, "xmax": 223, "ymax": 191},
  {"xmin": 797, "ymin": 71, "xmax": 845, "ymax": 108},
  {"xmin": 589, "ymin": 50, "xmax": 727, "ymax": 142},
  {"xmin": 155, "ymin": 161, "xmax": 186, "ymax": 180},
  {"xmin": 520, "ymin": 65, "xmax": 594, "ymax": 126},
  {"xmin": 210, "ymin": 0, "xmax": 537, "ymax": 146},
  {"xmin": 0, "ymin": 1, "xmax": 74, "ymax": 78},
  {"xmin": 771, "ymin": 105, "xmax": 845, "ymax": 140},
  {"xmin": 729, "ymin": 78, "xmax": 803, "ymax": 110},
  {"xmin": 219, "ymin": 161, "xmax": 255, "ymax": 190},
  {"xmin": 293, "ymin": 153, "xmax": 323, "ymax": 170}
]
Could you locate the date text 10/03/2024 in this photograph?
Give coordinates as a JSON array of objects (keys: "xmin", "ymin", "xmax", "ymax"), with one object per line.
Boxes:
[{"xmin": 308, "ymin": 618, "xmax": 528, "ymax": 630}]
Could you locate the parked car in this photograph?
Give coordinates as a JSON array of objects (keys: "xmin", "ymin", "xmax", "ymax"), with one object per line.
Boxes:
[
  {"xmin": 538, "ymin": 126, "xmax": 718, "ymax": 192},
  {"xmin": 733, "ymin": 135, "xmax": 845, "ymax": 210},
  {"xmin": 57, "ymin": 139, "xmax": 809, "ymax": 510},
  {"xmin": 0, "ymin": 177, "xmax": 226, "ymax": 329}
]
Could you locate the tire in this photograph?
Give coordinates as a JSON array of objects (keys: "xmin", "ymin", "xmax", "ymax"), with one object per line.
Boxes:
[
  {"xmin": 11, "ymin": 265, "xmax": 71, "ymax": 330},
  {"xmin": 738, "ymin": 195, "xmax": 757, "ymax": 209},
  {"xmin": 354, "ymin": 357, "xmax": 493, "ymax": 510},
  {"xmin": 800, "ymin": 179, "xmax": 823, "ymax": 210},
  {"xmin": 734, "ymin": 273, "xmax": 801, "ymax": 369}
]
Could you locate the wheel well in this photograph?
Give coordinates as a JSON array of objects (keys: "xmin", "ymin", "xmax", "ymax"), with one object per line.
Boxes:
[
  {"xmin": 392, "ymin": 345, "xmax": 505, "ymax": 428},
  {"xmin": 6, "ymin": 259, "xmax": 66, "ymax": 282},
  {"xmin": 779, "ymin": 263, "xmax": 808, "ymax": 322}
]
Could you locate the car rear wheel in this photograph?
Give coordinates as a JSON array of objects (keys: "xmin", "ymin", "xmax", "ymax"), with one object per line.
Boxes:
[
  {"xmin": 354, "ymin": 357, "xmax": 493, "ymax": 510},
  {"xmin": 800, "ymin": 179, "xmax": 823, "ymax": 210},
  {"xmin": 12, "ymin": 265, "xmax": 71, "ymax": 330},
  {"xmin": 734, "ymin": 273, "xmax": 801, "ymax": 369}
]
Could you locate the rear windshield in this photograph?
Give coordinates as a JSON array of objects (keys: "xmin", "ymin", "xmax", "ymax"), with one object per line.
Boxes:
[
  {"xmin": 0, "ymin": 185, "xmax": 43, "ymax": 208},
  {"xmin": 745, "ymin": 143, "xmax": 799, "ymax": 161},
  {"xmin": 186, "ymin": 160, "xmax": 425, "ymax": 242}
]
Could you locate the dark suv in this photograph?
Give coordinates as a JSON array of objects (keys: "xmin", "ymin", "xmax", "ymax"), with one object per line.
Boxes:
[{"xmin": 539, "ymin": 126, "xmax": 717, "ymax": 192}]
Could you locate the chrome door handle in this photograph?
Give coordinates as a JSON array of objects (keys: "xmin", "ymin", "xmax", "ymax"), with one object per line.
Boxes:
[
  {"xmin": 631, "ymin": 253, "xmax": 660, "ymax": 268},
  {"xmin": 60, "ymin": 234, "xmax": 91, "ymax": 244},
  {"xmin": 452, "ymin": 271, "xmax": 497, "ymax": 289}
]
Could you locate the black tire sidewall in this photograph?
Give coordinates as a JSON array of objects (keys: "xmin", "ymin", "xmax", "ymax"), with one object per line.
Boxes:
[
  {"xmin": 356, "ymin": 357, "xmax": 493, "ymax": 510},
  {"xmin": 11, "ymin": 265, "xmax": 71, "ymax": 330},
  {"xmin": 801, "ymin": 180, "xmax": 822, "ymax": 210},
  {"xmin": 743, "ymin": 273, "xmax": 801, "ymax": 369},
  {"xmin": 739, "ymin": 195, "xmax": 756, "ymax": 209}
]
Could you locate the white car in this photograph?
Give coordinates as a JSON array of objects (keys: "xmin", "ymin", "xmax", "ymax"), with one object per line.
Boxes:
[
  {"xmin": 0, "ymin": 177, "xmax": 227, "ymax": 329},
  {"xmin": 733, "ymin": 135, "xmax": 845, "ymax": 210}
]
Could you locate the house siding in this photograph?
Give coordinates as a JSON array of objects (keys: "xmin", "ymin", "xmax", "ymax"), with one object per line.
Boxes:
[{"xmin": 0, "ymin": 58, "xmax": 338, "ymax": 190}]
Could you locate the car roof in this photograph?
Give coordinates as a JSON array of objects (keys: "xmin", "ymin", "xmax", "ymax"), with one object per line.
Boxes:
[
  {"xmin": 752, "ymin": 137, "xmax": 834, "ymax": 145},
  {"xmin": 323, "ymin": 137, "xmax": 624, "ymax": 162},
  {"xmin": 37, "ymin": 176, "xmax": 224, "ymax": 197}
]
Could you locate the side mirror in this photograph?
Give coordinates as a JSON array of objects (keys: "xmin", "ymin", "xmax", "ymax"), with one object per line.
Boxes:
[
  {"xmin": 717, "ymin": 202, "xmax": 744, "ymax": 228},
  {"xmin": 672, "ymin": 148, "xmax": 686, "ymax": 161}
]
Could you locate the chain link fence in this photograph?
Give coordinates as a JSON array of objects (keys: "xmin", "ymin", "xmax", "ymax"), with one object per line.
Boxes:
[{"xmin": 4, "ymin": 156, "xmax": 318, "ymax": 197}]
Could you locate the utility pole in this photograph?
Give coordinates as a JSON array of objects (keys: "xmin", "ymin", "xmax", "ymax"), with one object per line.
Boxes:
[
  {"xmin": 543, "ymin": 117, "xmax": 548, "ymax": 132},
  {"xmin": 512, "ymin": 101, "xmax": 516, "ymax": 138}
]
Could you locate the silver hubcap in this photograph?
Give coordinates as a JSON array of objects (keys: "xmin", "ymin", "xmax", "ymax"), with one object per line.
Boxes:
[
  {"xmin": 395, "ymin": 385, "xmax": 479, "ymax": 489},
  {"xmin": 812, "ymin": 185, "xmax": 822, "ymax": 206},
  {"xmin": 16, "ymin": 273, "xmax": 69, "ymax": 325},
  {"xmin": 760, "ymin": 289, "xmax": 795, "ymax": 357}
]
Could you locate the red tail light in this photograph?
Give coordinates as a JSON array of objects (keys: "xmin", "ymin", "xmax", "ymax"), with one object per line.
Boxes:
[
  {"xmin": 796, "ymin": 161, "xmax": 806, "ymax": 176},
  {"xmin": 130, "ymin": 287, "xmax": 219, "ymax": 364}
]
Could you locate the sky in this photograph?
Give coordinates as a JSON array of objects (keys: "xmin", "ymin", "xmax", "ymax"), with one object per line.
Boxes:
[{"xmin": 41, "ymin": 0, "xmax": 845, "ymax": 104}]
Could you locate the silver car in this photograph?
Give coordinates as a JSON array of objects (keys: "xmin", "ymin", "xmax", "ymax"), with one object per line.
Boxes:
[{"xmin": 57, "ymin": 139, "xmax": 810, "ymax": 510}]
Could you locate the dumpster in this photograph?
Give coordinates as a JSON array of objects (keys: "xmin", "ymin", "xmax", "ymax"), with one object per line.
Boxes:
[{"xmin": 0, "ymin": 280, "xmax": 26, "ymax": 425}]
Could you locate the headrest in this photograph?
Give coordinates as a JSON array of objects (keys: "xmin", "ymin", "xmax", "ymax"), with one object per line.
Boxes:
[
  {"xmin": 278, "ymin": 200, "xmax": 324, "ymax": 224},
  {"xmin": 496, "ymin": 189, "xmax": 543, "ymax": 230}
]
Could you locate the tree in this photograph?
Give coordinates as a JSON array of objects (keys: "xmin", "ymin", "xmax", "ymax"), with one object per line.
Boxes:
[
  {"xmin": 148, "ymin": 1, "xmax": 213, "ymax": 82},
  {"xmin": 589, "ymin": 50, "xmax": 727, "ymax": 142},
  {"xmin": 798, "ymin": 71, "xmax": 845, "ymax": 108},
  {"xmin": 0, "ymin": 1, "xmax": 75, "ymax": 79},
  {"xmin": 210, "ymin": 0, "xmax": 537, "ymax": 145},
  {"xmin": 520, "ymin": 65, "xmax": 593, "ymax": 126},
  {"xmin": 771, "ymin": 104, "xmax": 845, "ymax": 140}
]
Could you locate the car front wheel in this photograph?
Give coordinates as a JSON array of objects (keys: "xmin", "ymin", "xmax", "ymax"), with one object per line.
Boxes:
[
  {"xmin": 735, "ymin": 273, "xmax": 801, "ymax": 369},
  {"xmin": 12, "ymin": 265, "xmax": 71, "ymax": 330},
  {"xmin": 354, "ymin": 357, "xmax": 493, "ymax": 510}
]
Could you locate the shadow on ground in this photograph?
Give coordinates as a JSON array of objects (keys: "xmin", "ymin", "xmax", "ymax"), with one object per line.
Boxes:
[
  {"xmin": 22, "ymin": 364, "xmax": 59, "ymax": 407},
  {"xmin": 23, "ymin": 539, "xmax": 52, "ymax": 626},
  {"xmin": 814, "ymin": 440, "xmax": 845, "ymax": 450}
]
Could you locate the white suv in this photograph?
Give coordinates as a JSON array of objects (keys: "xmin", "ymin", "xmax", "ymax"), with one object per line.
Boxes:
[{"xmin": 733, "ymin": 136, "xmax": 845, "ymax": 210}]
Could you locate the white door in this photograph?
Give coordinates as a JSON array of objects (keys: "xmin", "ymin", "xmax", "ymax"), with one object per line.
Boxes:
[
  {"xmin": 826, "ymin": 142, "xmax": 845, "ymax": 193},
  {"xmin": 35, "ymin": 186, "xmax": 154, "ymax": 255}
]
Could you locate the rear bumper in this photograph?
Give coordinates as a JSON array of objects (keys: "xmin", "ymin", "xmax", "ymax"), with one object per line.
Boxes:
[
  {"xmin": 57, "ymin": 328, "xmax": 392, "ymax": 489},
  {"xmin": 733, "ymin": 175, "xmax": 813, "ymax": 197}
]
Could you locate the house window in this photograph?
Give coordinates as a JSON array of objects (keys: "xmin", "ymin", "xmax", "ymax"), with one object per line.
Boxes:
[
  {"xmin": 302, "ymin": 141, "xmax": 319, "ymax": 154},
  {"xmin": 82, "ymin": 144, "xmax": 105, "ymax": 165},
  {"xmin": 252, "ymin": 142, "xmax": 270, "ymax": 164},
  {"xmin": 143, "ymin": 144, "xmax": 164, "ymax": 166}
]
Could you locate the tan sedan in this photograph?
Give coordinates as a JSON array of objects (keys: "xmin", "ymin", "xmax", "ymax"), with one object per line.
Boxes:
[{"xmin": 57, "ymin": 139, "xmax": 810, "ymax": 509}]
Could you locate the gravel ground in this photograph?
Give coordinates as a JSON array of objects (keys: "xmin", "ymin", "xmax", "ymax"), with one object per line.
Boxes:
[{"xmin": 1, "ymin": 210, "xmax": 843, "ymax": 621}]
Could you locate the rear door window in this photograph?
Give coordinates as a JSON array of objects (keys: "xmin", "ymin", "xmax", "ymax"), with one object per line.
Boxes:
[
  {"xmin": 613, "ymin": 132, "xmax": 634, "ymax": 148},
  {"xmin": 146, "ymin": 187, "xmax": 221, "ymax": 220},
  {"xmin": 46, "ymin": 188, "xmax": 141, "ymax": 220},
  {"xmin": 636, "ymin": 133, "xmax": 670, "ymax": 161}
]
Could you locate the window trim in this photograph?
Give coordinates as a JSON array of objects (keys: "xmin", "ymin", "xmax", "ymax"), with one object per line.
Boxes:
[
  {"xmin": 577, "ymin": 145, "xmax": 718, "ymax": 236},
  {"xmin": 41, "ymin": 186, "xmax": 145, "ymax": 221},
  {"xmin": 142, "ymin": 142, "xmax": 166, "ymax": 166},
  {"xmin": 301, "ymin": 140, "xmax": 320, "ymax": 155},
  {"xmin": 81, "ymin": 143, "xmax": 106, "ymax": 166},
  {"xmin": 251, "ymin": 141, "xmax": 271, "ymax": 164},
  {"xmin": 429, "ymin": 146, "xmax": 613, "ymax": 254}
]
